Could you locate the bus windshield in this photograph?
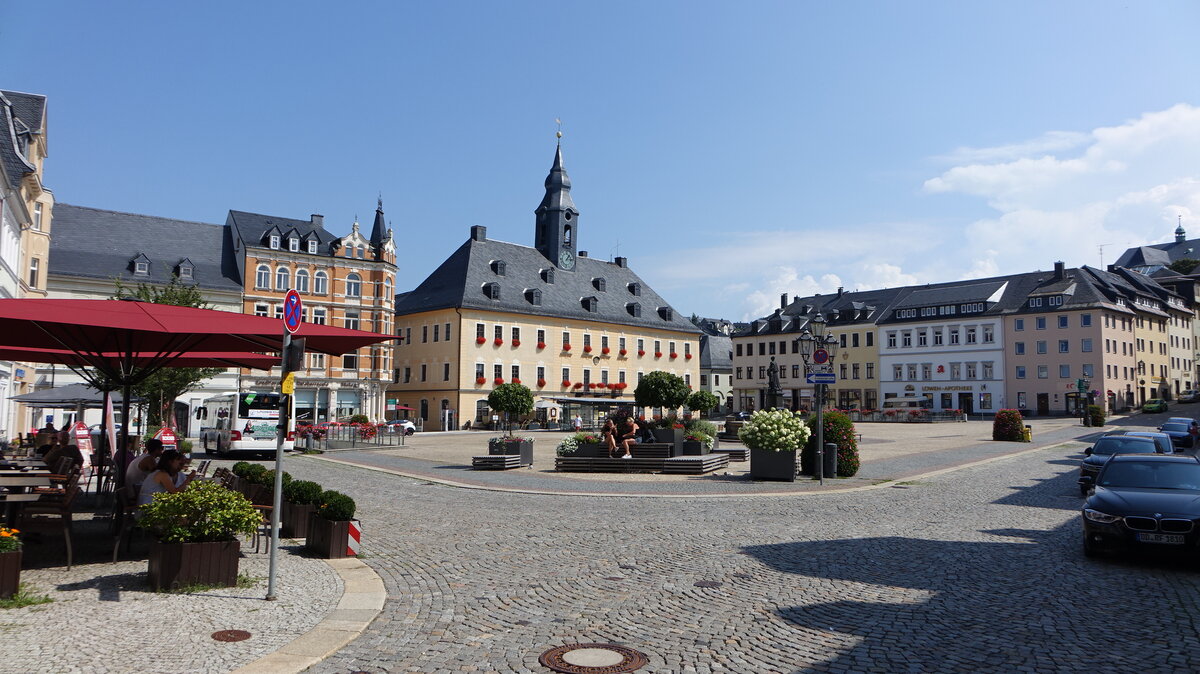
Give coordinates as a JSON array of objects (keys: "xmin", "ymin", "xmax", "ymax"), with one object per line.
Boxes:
[{"xmin": 240, "ymin": 392, "xmax": 282, "ymax": 420}]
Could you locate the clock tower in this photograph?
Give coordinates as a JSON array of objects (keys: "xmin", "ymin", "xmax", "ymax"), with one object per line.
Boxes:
[{"xmin": 534, "ymin": 142, "xmax": 579, "ymax": 271}]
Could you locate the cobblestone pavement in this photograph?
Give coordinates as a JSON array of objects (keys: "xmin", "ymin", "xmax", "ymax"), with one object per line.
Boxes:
[{"xmin": 280, "ymin": 433, "xmax": 1200, "ymax": 673}]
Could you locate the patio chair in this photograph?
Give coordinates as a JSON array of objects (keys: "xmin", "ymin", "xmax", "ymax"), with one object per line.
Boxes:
[
  {"xmin": 111, "ymin": 485, "xmax": 143, "ymax": 561},
  {"xmin": 18, "ymin": 484, "xmax": 80, "ymax": 569},
  {"xmin": 251, "ymin": 504, "xmax": 274, "ymax": 553},
  {"xmin": 193, "ymin": 459, "xmax": 211, "ymax": 477}
]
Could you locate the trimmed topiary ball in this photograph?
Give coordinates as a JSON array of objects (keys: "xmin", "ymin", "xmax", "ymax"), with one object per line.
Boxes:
[
  {"xmin": 804, "ymin": 409, "xmax": 860, "ymax": 477},
  {"xmin": 992, "ymin": 409, "xmax": 1025, "ymax": 441}
]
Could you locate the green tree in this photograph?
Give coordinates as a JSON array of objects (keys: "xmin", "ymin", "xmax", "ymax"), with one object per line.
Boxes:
[
  {"xmin": 634, "ymin": 371, "xmax": 690, "ymax": 412},
  {"xmin": 1168, "ymin": 258, "xmax": 1200, "ymax": 274},
  {"xmin": 686, "ymin": 390, "xmax": 719, "ymax": 416},
  {"xmin": 804, "ymin": 409, "xmax": 860, "ymax": 477},
  {"xmin": 111, "ymin": 276, "xmax": 224, "ymax": 428},
  {"xmin": 487, "ymin": 383, "xmax": 534, "ymax": 433}
]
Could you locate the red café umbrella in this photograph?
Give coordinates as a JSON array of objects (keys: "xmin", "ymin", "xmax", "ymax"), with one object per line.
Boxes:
[{"xmin": 0, "ymin": 347, "xmax": 279, "ymax": 370}]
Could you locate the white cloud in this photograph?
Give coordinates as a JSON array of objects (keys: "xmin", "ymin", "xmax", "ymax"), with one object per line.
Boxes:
[{"xmin": 936, "ymin": 130, "xmax": 1090, "ymax": 164}]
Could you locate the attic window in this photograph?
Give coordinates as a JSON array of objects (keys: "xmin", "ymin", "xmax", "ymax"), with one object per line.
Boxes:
[
  {"xmin": 177, "ymin": 261, "xmax": 194, "ymax": 281},
  {"xmin": 307, "ymin": 239, "xmax": 318, "ymax": 254},
  {"xmin": 492, "ymin": 260, "xmax": 507, "ymax": 276},
  {"xmin": 134, "ymin": 260, "xmax": 149, "ymax": 276},
  {"xmin": 626, "ymin": 302, "xmax": 641, "ymax": 318},
  {"xmin": 269, "ymin": 235, "xmax": 280, "ymax": 250},
  {"xmin": 658, "ymin": 306, "xmax": 673, "ymax": 321},
  {"xmin": 582, "ymin": 296, "xmax": 598, "ymax": 312},
  {"xmin": 525, "ymin": 288, "xmax": 542, "ymax": 306},
  {"xmin": 541, "ymin": 268, "xmax": 555, "ymax": 284},
  {"xmin": 289, "ymin": 238, "xmax": 299, "ymax": 252},
  {"xmin": 592, "ymin": 277, "xmax": 606, "ymax": 292},
  {"xmin": 627, "ymin": 282, "xmax": 641, "ymax": 296},
  {"xmin": 483, "ymin": 282, "xmax": 501, "ymax": 300}
]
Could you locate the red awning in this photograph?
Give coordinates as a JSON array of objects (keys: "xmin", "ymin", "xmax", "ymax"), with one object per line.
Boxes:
[{"xmin": 0, "ymin": 347, "xmax": 278, "ymax": 370}]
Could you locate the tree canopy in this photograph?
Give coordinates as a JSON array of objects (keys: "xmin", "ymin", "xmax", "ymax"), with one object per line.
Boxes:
[
  {"xmin": 1168, "ymin": 258, "xmax": 1200, "ymax": 274},
  {"xmin": 634, "ymin": 371, "xmax": 690, "ymax": 410}
]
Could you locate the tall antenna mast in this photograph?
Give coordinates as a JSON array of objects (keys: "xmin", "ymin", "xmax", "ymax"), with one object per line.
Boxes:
[{"xmin": 1098, "ymin": 243, "xmax": 1111, "ymax": 268}]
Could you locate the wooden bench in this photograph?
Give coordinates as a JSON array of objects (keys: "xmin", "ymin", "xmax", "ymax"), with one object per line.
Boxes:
[
  {"xmin": 471, "ymin": 454, "xmax": 525, "ymax": 470},
  {"xmin": 711, "ymin": 447, "xmax": 748, "ymax": 462},
  {"xmin": 554, "ymin": 450, "xmax": 730, "ymax": 475},
  {"xmin": 662, "ymin": 453, "xmax": 730, "ymax": 474}
]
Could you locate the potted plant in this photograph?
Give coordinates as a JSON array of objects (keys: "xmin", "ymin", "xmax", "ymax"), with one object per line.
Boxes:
[
  {"xmin": 687, "ymin": 390, "xmax": 720, "ymax": 419},
  {"xmin": 740, "ymin": 409, "xmax": 812, "ymax": 481},
  {"xmin": 0, "ymin": 526, "xmax": 21, "ymax": 599},
  {"xmin": 140, "ymin": 480, "xmax": 261, "ymax": 590},
  {"xmin": 488, "ymin": 435, "xmax": 535, "ymax": 466},
  {"xmin": 307, "ymin": 490, "xmax": 358, "ymax": 559},
  {"xmin": 682, "ymin": 432, "xmax": 713, "ymax": 455},
  {"xmin": 556, "ymin": 432, "xmax": 603, "ymax": 457},
  {"xmin": 280, "ymin": 479, "xmax": 323, "ymax": 539},
  {"xmin": 635, "ymin": 371, "xmax": 691, "ymax": 454}
]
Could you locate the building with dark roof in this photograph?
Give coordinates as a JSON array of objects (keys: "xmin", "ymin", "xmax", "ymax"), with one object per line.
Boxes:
[
  {"xmin": 1114, "ymin": 219, "xmax": 1200, "ymax": 274},
  {"xmin": 695, "ymin": 318, "xmax": 734, "ymax": 414},
  {"xmin": 390, "ymin": 144, "xmax": 700, "ymax": 429},
  {"xmin": 227, "ymin": 201, "xmax": 397, "ymax": 422}
]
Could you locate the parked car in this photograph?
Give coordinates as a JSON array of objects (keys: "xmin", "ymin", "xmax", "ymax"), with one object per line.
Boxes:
[
  {"xmin": 1081, "ymin": 454, "xmax": 1200, "ymax": 557},
  {"xmin": 1179, "ymin": 390, "xmax": 1199, "ymax": 403},
  {"xmin": 1143, "ymin": 398, "xmax": 1169, "ymax": 413},
  {"xmin": 1155, "ymin": 422, "xmax": 1196, "ymax": 450},
  {"xmin": 1079, "ymin": 435, "xmax": 1161, "ymax": 496},
  {"xmin": 1117, "ymin": 431, "xmax": 1176, "ymax": 455},
  {"xmin": 386, "ymin": 419, "xmax": 416, "ymax": 435},
  {"xmin": 1167, "ymin": 417, "xmax": 1197, "ymax": 427}
]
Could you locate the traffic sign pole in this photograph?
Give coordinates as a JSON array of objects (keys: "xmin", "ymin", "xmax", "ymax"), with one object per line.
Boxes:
[{"xmin": 268, "ymin": 290, "xmax": 303, "ymax": 601}]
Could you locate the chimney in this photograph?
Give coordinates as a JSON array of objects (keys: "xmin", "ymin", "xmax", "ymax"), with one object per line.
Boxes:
[
  {"xmin": 1107, "ymin": 264, "xmax": 1117, "ymax": 273},
  {"xmin": 579, "ymin": 251, "xmax": 588, "ymax": 258},
  {"xmin": 614, "ymin": 256, "xmax": 628, "ymax": 268},
  {"xmin": 1054, "ymin": 261, "xmax": 1065, "ymax": 280},
  {"xmin": 780, "ymin": 293, "xmax": 789, "ymax": 309},
  {"xmin": 310, "ymin": 214, "xmax": 324, "ymax": 228},
  {"xmin": 837, "ymin": 286, "xmax": 844, "ymax": 297},
  {"xmin": 470, "ymin": 225, "xmax": 487, "ymax": 241}
]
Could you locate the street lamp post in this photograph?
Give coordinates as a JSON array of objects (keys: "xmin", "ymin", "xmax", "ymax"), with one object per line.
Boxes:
[{"xmin": 796, "ymin": 314, "xmax": 839, "ymax": 485}]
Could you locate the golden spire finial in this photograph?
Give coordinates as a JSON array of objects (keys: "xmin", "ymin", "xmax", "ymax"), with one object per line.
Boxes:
[{"xmin": 555, "ymin": 117, "xmax": 563, "ymax": 140}]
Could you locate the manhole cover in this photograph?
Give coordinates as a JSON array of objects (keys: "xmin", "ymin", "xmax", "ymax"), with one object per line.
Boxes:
[
  {"xmin": 211, "ymin": 630, "xmax": 252, "ymax": 642},
  {"xmin": 539, "ymin": 643, "xmax": 649, "ymax": 673},
  {"xmin": 694, "ymin": 580, "xmax": 723, "ymax": 588}
]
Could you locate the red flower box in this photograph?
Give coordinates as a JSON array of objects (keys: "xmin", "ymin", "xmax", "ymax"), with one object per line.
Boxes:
[
  {"xmin": 563, "ymin": 344, "xmax": 572, "ymax": 351},
  {"xmin": 601, "ymin": 347, "xmax": 610, "ymax": 355},
  {"xmin": 493, "ymin": 377, "xmax": 505, "ymax": 385},
  {"xmin": 512, "ymin": 339, "xmax": 521, "ymax": 347},
  {"xmin": 536, "ymin": 342, "xmax": 547, "ymax": 350},
  {"xmin": 638, "ymin": 350, "xmax": 646, "ymax": 357},
  {"xmin": 655, "ymin": 352, "xmax": 663, "ymax": 358},
  {"xmin": 476, "ymin": 377, "xmax": 487, "ymax": 385},
  {"xmin": 537, "ymin": 379, "xmax": 547, "ymax": 387},
  {"xmin": 494, "ymin": 338, "xmax": 504, "ymax": 346},
  {"xmin": 476, "ymin": 337, "xmax": 487, "ymax": 345},
  {"xmin": 669, "ymin": 352, "xmax": 678, "ymax": 359},
  {"xmin": 583, "ymin": 345, "xmax": 593, "ymax": 353},
  {"xmin": 512, "ymin": 378, "xmax": 521, "ymax": 384},
  {"xmin": 573, "ymin": 383, "xmax": 583, "ymax": 389},
  {"xmin": 685, "ymin": 353, "xmax": 693, "ymax": 360},
  {"xmin": 618, "ymin": 382, "xmax": 628, "ymax": 390},
  {"xmin": 619, "ymin": 349, "xmax": 628, "ymax": 356},
  {"xmin": 561, "ymin": 380, "xmax": 572, "ymax": 387}
]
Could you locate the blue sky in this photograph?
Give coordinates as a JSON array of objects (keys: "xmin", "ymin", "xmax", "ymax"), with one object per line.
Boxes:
[{"xmin": 5, "ymin": 1, "xmax": 1200, "ymax": 321}]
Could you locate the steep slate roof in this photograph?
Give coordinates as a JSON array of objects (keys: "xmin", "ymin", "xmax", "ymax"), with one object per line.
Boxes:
[
  {"xmin": 226, "ymin": 210, "xmax": 338, "ymax": 251},
  {"xmin": 699, "ymin": 332, "xmax": 732, "ymax": 370},
  {"xmin": 49, "ymin": 203, "xmax": 242, "ymax": 292},
  {"xmin": 394, "ymin": 233, "xmax": 701, "ymax": 334},
  {"xmin": 0, "ymin": 90, "xmax": 41, "ymax": 190}
]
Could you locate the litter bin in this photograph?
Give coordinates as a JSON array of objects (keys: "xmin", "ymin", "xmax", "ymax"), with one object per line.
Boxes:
[
  {"xmin": 801, "ymin": 441, "xmax": 839, "ymax": 477},
  {"xmin": 1023, "ymin": 425, "xmax": 1032, "ymax": 443}
]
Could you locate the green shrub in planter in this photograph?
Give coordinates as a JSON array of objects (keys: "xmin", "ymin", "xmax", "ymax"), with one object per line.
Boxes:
[
  {"xmin": 231, "ymin": 461, "xmax": 252, "ymax": 477},
  {"xmin": 992, "ymin": 409, "xmax": 1025, "ymax": 441},
  {"xmin": 1087, "ymin": 405, "xmax": 1105, "ymax": 427},
  {"xmin": 317, "ymin": 490, "xmax": 356, "ymax": 521},
  {"xmin": 684, "ymin": 418, "xmax": 717, "ymax": 438},
  {"xmin": 242, "ymin": 464, "xmax": 269, "ymax": 485},
  {"xmin": 686, "ymin": 390, "xmax": 719, "ymax": 415},
  {"xmin": 283, "ymin": 480, "xmax": 323, "ymax": 505},
  {"xmin": 139, "ymin": 480, "xmax": 261, "ymax": 543},
  {"xmin": 739, "ymin": 409, "xmax": 811, "ymax": 452},
  {"xmin": 805, "ymin": 410, "xmax": 860, "ymax": 477}
]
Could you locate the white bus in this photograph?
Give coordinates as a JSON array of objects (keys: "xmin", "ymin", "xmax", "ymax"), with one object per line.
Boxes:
[{"xmin": 198, "ymin": 392, "xmax": 295, "ymax": 457}]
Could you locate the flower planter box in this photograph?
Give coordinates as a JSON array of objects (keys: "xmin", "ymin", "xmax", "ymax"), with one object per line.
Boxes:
[
  {"xmin": 306, "ymin": 516, "xmax": 359, "ymax": 559},
  {"xmin": 0, "ymin": 549, "xmax": 20, "ymax": 599},
  {"xmin": 147, "ymin": 539, "xmax": 240, "ymax": 591},
  {"xmin": 652, "ymin": 428, "xmax": 685, "ymax": 457},
  {"xmin": 681, "ymin": 441, "xmax": 711, "ymax": 456},
  {"xmin": 489, "ymin": 440, "xmax": 533, "ymax": 466},
  {"xmin": 280, "ymin": 502, "xmax": 317, "ymax": 539},
  {"xmin": 569, "ymin": 443, "xmax": 604, "ymax": 458},
  {"xmin": 750, "ymin": 448, "xmax": 797, "ymax": 482}
]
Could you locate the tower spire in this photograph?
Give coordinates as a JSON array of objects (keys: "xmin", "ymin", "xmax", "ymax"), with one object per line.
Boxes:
[
  {"xmin": 369, "ymin": 195, "xmax": 387, "ymax": 251},
  {"xmin": 534, "ymin": 139, "xmax": 579, "ymax": 270},
  {"xmin": 1176, "ymin": 214, "xmax": 1186, "ymax": 243}
]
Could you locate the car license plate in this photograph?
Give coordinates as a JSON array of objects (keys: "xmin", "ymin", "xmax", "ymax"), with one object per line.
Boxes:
[{"xmin": 1136, "ymin": 533, "xmax": 1185, "ymax": 545}]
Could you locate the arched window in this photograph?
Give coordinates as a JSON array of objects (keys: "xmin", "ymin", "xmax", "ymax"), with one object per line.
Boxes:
[
  {"xmin": 295, "ymin": 268, "xmax": 310, "ymax": 293},
  {"xmin": 314, "ymin": 270, "xmax": 328, "ymax": 295},
  {"xmin": 346, "ymin": 273, "xmax": 361, "ymax": 297},
  {"xmin": 384, "ymin": 277, "xmax": 392, "ymax": 300},
  {"xmin": 275, "ymin": 267, "xmax": 290, "ymax": 291},
  {"xmin": 255, "ymin": 265, "xmax": 270, "ymax": 289}
]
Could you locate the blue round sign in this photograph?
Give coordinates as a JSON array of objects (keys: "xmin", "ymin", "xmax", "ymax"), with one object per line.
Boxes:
[{"xmin": 283, "ymin": 289, "xmax": 303, "ymax": 334}]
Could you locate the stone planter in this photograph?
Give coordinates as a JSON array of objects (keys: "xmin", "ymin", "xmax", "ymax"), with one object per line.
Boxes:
[
  {"xmin": 652, "ymin": 428, "xmax": 685, "ymax": 457},
  {"xmin": 750, "ymin": 448, "xmax": 797, "ymax": 482},
  {"xmin": 681, "ymin": 441, "xmax": 711, "ymax": 456},
  {"xmin": 280, "ymin": 502, "xmax": 317, "ymax": 539},
  {"xmin": 489, "ymin": 440, "xmax": 534, "ymax": 466},
  {"xmin": 570, "ymin": 443, "xmax": 604, "ymax": 458},
  {"xmin": 148, "ymin": 539, "xmax": 240, "ymax": 591},
  {"xmin": 0, "ymin": 549, "xmax": 20, "ymax": 599},
  {"xmin": 306, "ymin": 515, "xmax": 358, "ymax": 559}
]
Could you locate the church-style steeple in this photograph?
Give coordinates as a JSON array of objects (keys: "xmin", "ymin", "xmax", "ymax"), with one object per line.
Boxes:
[
  {"xmin": 534, "ymin": 142, "xmax": 579, "ymax": 271},
  {"xmin": 1176, "ymin": 215, "xmax": 1186, "ymax": 244},
  {"xmin": 370, "ymin": 196, "xmax": 387, "ymax": 255}
]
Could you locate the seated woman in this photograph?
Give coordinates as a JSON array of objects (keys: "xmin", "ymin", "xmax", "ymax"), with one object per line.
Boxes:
[
  {"xmin": 619, "ymin": 417, "xmax": 640, "ymax": 459},
  {"xmin": 137, "ymin": 450, "xmax": 196, "ymax": 507},
  {"xmin": 600, "ymin": 418, "xmax": 618, "ymax": 458}
]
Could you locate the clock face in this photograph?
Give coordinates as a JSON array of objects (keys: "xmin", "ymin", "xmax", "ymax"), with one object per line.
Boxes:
[{"xmin": 559, "ymin": 249, "xmax": 575, "ymax": 270}]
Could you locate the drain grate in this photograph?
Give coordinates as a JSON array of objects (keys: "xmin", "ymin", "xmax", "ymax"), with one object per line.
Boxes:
[
  {"xmin": 539, "ymin": 644, "xmax": 649, "ymax": 673},
  {"xmin": 211, "ymin": 630, "xmax": 252, "ymax": 643}
]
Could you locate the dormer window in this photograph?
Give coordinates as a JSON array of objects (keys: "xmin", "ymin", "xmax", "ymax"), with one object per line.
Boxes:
[
  {"xmin": 627, "ymin": 282, "xmax": 641, "ymax": 296},
  {"xmin": 483, "ymin": 282, "xmax": 501, "ymax": 300},
  {"xmin": 582, "ymin": 296, "xmax": 598, "ymax": 312},
  {"xmin": 525, "ymin": 288, "xmax": 542, "ymax": 306},
  {"xmin": 658, "ymin": 306, "xmax": 674, "ymax": 321},
  {"xmin": 269, "ymin": 235, "xmax": 280, "ymax": 249},
  {"xmin": 592, "ymin": 277, "xmax": 606, "ymax": 292},
  {"xmin": 307, "ymin": 239, "xmax": 318, "ymax": 254},
  {"xmin": 626, "ymin": 302, "xmax": 641, "ymax": 318},
  {"xmin": 492, "ymin": 260, "xmax": 507, "ymax": 276},
  {"xmin": 176, "ymin": 258, "xmax": 194, "ymax": 281},
  {"xmin": 131, "ymin": 253, "xmax": 151, "ymax": 277},
  {"xmin": 541, "ymin": 268, "xmax": 555, "ymax": 284},
  {"xmin": 288, "ymin": 237, "xmax": 299, "ymax": 252}
]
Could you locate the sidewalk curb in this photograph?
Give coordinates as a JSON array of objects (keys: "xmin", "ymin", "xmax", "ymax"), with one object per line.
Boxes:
[
  {"xmin": 309, "ymin": 437, "xmax": 1081, "ymax": 500},
  {"xmin": 231, "ymin": 556, "xmax": 385, "ymax": 674}
]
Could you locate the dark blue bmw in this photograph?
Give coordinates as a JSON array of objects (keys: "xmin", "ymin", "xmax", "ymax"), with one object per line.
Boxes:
[{"xmin": 1081, "ymin": 454, "xmax": 1200, "ymax": 557}]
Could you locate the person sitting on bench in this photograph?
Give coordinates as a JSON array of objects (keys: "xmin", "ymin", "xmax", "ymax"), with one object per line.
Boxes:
[
  {"xmin": 619, "ymin": 417, "xmax": 640, "ymax": 459},
  {"xmin": 601, "ymin": 418, "xmax": 619, "ymax": 458}
]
